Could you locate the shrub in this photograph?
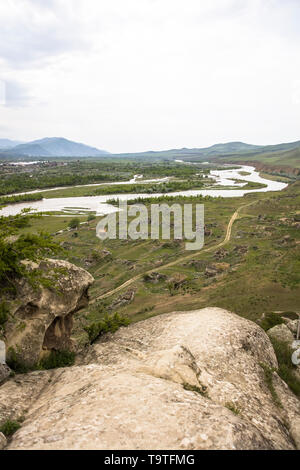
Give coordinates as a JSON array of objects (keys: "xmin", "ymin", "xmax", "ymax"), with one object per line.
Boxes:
[
  {"xmin": 0, "ymin": 215, "xmax": 62, "ymax": 293},
  {"xmin": 0, "ymin": 302, "xmax": 9, "ymax": 326},
  {"xmin": 84, "ymin": 313, "xmax": 130, "ymax": 344},
  {"xmin": 68, "ymin": 218, "xmax": 80, "ymax": 230},
  {"xmin": 6, "ymin": 347, "xmax": 29, "ymax": 374},
  {"xmin": 87, "ymin": 214, "xmax": 96, "ymax": 222},
  {"xmin": 260, "ymin": 312, "xmax": 284, "ymax": 331},
  {"xmin": 37, "ymin": 350, "xmax": 75, "ymax": 370},
  {"xmin": 0, "ymin": 420, "xmax": 21, "ymax": 438}
]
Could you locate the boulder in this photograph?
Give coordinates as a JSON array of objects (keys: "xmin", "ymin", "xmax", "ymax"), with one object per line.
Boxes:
[
  {"xmin": 205, "ymin": 263, "xmax": 230, "ymax": 277},
  {"xmin": 110, "ymin": 290, "xmax": 135, "ymax": 309},
  {"xmin": 267, "ymin": 324, "xmax": 295, "ymax": 344},
  {"xmin": 4, "ymin": 259, "xmax": 94, "ymax": 368},
  {"xmin": 2, "ymin": 308, "xmax": 299, "ymax": 450},
  {"xmin": 286, "ymin": 319, "xmax": 300, "ymax": 336},
  {"xmin": 143, "ymin": 272, "xmax": 168, "ymax": 283}
]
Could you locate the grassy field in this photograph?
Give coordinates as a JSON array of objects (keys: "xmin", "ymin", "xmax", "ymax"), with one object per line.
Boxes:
[{"xmin": 18, "ymin": 180, "xmax": 300, "ymax": 348}]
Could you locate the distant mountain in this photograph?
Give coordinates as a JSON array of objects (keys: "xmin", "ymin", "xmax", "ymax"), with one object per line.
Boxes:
[
  {"xmin": 115, "ymin": 140, "xmax": 300, "ymax": 165},
  {"xmin": 0, "ymin": 137, "xmax": 110, "ymax": 157},
  {"xmin": 0, "ymin": 138, "xmax": 24, "ymax": 149}
]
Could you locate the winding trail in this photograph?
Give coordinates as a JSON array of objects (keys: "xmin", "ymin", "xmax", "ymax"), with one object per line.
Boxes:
[{"xmin": 91, "ymin": 201, "xmax": 255, "ymax": 303}]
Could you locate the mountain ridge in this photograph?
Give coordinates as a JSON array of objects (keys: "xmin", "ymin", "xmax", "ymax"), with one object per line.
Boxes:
[{"xmin": 0, "ymin": 137, "xmax": 109, "ymax": 158}]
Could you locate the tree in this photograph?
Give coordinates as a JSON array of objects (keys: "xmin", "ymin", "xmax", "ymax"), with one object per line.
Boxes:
[
  {"xmin": 0, "ymin": 210, "xmax": 61, "ymax": 293},
  {"xmin": 68, "ymin": 218, "xmax": 80, "ymax": 230}
]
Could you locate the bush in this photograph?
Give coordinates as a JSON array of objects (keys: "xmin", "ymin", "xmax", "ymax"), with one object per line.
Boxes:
[
  {"xmin": 68, "ymin": 218, "xmax": 80, "ymax": 230},
  {"xmin": 84, "ymin": 313, "xmax": 130, "ymax": 344},
  {"xmin": 37, "ymin": 350, "xmax": 75, "ymax": 370},
  {"xmin": 87, "ymin": 214, "xmax": 96, "ymax": 222},
  {"xmin": 0, "ymin": 302, "xmax": 9, "ymax": 326},
  {"xmin": 6, "ymin": 347, "xmax": 29, "ymax": 374},
  {"xmin": 0, "ymin": 420, "xmax": 21, "ymax": 437},
  {"xmin": 260, "ymin": 312, "xmax": 284, "ymax": 331},
  {"xmin": 0, "ymin": 213, "xmax": 61, "ymax": 293}
]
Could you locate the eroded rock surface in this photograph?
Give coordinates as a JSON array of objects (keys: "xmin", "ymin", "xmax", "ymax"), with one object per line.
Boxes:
[
  {"xmin": 4, "ymin": 259, "xmax": 94, "ymax": 367},
  {"xmin": 1, "ymin": 308, "xmax": 299, "ymax": 450}
]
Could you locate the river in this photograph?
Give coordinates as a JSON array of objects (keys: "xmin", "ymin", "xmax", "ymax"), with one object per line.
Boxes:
[{"xmin": 0, "ymin": 165, "xmax": 287, "ymax": 217}]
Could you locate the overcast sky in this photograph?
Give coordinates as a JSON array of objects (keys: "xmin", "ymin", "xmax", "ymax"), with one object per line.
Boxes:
[{"xmin": 0, "ymin": 0, "xmax": 300, "ymax": 153}]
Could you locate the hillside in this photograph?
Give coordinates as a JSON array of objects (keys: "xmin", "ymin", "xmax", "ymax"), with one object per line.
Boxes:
[
  {"xmin": 114, "ymin": 140, "xmax": 300, "ymax": 168},
  {"xmin": 0, "ymin": 137, "xmax": 109, "ymax": 158},
  {"xmin": 0, "ymin": 139, "xmax": 23, "ymax": 149}
]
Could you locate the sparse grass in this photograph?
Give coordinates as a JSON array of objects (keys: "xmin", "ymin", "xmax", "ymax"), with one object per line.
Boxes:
[
  {"xmin": 225, "ymin": 402, "xmax": 241, "ymax": 415},
  {"xmin": 259, "ymin": 362, "xmax": 282, "ymax": 407}
]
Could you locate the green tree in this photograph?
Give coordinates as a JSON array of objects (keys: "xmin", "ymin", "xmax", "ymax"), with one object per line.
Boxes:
[{"xmin": 68, "ymin": 218, "xmax": 81, "ymax": 230}]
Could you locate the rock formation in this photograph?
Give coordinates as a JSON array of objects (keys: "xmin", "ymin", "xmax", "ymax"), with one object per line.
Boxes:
[
  {"xmin": 3, "ymin": 259, "xmax": 94, "ymax": 368},
  {"xmin": 1, "ymin": 308, "xmax": 299, "ymax": 450}
]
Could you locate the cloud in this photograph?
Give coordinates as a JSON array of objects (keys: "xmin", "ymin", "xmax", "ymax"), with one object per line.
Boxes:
[
  {"xmin": 3, "ymin": 80, "xmax": 32, "ymax": 108},
  {"xmin": 0, "ymin": 0, "xmax": 90, "ymax": 68},
  {"xmin": 0, "ymin": 0, "xmax": 300, "ymax": 151}
]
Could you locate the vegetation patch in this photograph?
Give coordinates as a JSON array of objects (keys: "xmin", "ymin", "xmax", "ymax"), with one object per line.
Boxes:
[
  {"xmin": 259, "ymin": 362, "xmax": 282, "ymax": 407},
  {"xmin": 225, "ymin": 402, "xmax": 241, "ymax": 415},
  {"xmin": 0, "ymin": 420, "xmax": 21, "ymax": 438},
  {"xmin": 260, "ymin": 312, "xmax": 285, "ymax": 331},
  {"xmin": 0, "ymin": 302, "xmax": 9, "ymax": 327},
  {"xmin": 270, "ymin": 338, "xmax": 300, "ymax": 397},
  {"xmin": 37, "ymin": 350, "xmax": 75, "ymax": 370},
  {"xmin": 84, "ymin": 312, "xmax": 131, "ymax": 344}
]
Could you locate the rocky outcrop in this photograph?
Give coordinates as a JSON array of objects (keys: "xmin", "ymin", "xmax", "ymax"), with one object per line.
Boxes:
[
  {"xmin": 205, "ymin": 262, "xmax": 230, "ymax": 277},
  {"xmin": 110, "ymin": 290, "xmax": 135, "ymax": 310},
  {"xmin": 1, "ymin": 308, "xmax": 299, "ymax": 450},
  {"xmin": 3, "ymin": 259, "xmax": 94, "ymax": 368}
]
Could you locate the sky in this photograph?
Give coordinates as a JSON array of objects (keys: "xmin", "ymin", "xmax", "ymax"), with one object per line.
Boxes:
[{"xmin": 0, "ymin": 0, "xmax": 300, "ymax": 153}]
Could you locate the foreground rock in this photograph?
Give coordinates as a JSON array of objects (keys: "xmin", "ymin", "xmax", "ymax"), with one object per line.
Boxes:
[
  {"xmin": 4, "ymin": 259, "xmax": 94, "ymax": 368},
  {"xmin": 1, "ymin": 308, "xmax": 299, "ymax": 450}
]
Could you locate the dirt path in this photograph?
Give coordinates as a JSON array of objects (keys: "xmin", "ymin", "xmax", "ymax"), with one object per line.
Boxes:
[{"xmin": 91, "ymin": 201, "xmax": 255, "ymax": 303}]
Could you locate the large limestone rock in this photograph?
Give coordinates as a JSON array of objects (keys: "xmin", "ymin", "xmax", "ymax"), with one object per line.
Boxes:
[
  {"xmin": 267, "ymin": 323, "xmax": 295, "ymax": 344},
  {"xmin": 1, "ymin": 308, "xmax": 299, "ymax": 450},
  {"xmin": 4, "ymin": 259, "xmax": 94, "ymax": 368}
]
